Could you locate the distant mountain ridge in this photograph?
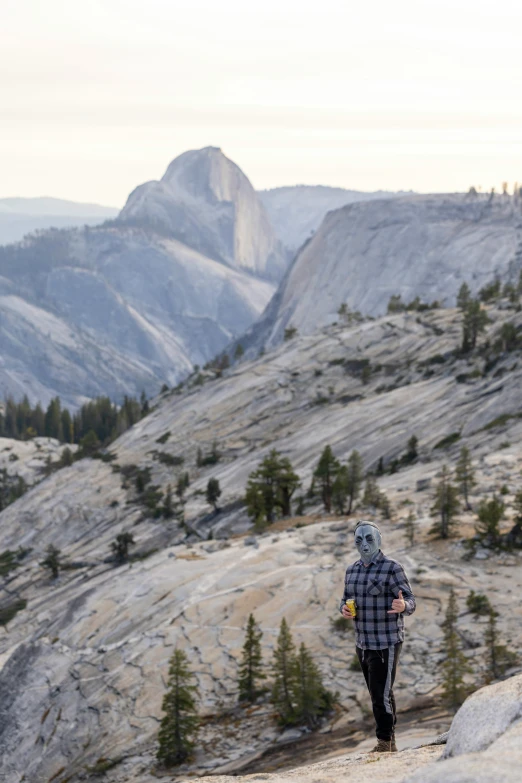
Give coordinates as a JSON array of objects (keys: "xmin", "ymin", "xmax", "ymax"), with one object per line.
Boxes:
[
  {"xmin": 0, "ymin": 196, "xmax": 119, "ymax": 246},
  {"xmin": 0, "ymin": 196, "xmax": 119, "ymax": 217}
]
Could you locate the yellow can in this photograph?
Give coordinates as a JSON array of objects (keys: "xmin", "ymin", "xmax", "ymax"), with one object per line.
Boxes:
[{"xmin": 345, "ymin": 599, "xmax": 357, "ymax": 618}]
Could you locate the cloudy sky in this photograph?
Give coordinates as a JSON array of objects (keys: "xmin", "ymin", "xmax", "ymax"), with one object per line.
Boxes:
[{"xmin": 3, "ymin": 0, "xmax": 522, "ymax": 205}]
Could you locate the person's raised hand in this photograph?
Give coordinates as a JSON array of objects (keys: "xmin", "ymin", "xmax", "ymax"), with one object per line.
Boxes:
[
  {"xmin": 387, "ymin": 589, "xmax": 406, "ymax": 614},
  {"xmin": 341, "ymin": 605, "xmax": 355, "ymax": 619}
]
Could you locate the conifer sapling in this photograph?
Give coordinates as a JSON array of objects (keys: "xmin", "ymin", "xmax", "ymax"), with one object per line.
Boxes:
[
  {"xmin": 238, "ymin": 613, "xmax": 265, "ymax": 703},
  {"xmin": 157, "ymin": 649, "xmax": 199, "ymax": 767}
]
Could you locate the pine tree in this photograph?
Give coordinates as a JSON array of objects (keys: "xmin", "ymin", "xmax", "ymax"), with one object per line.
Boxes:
[
  {"xmin": 271, "ymin": 618, "xmax": 298, "ymax": 724},
  {"xmin": 404, "ymin": 435, "xmax": 418, "ymax": 464},
  {"xmin": 163, "ymin": 484, "xmax": 174, "ymax": 518},
  {"xmin": 78, "ymin": 429, "xmax": 101, "ymax": 457},
  {"xmin": 475, "ymin": 495, "xmax": 504, "ymax": 548},
  {"xmin": 59, "ymin": 446, "xmax": 74, "ymax": 467},
  {"xmin": 245, "ymin": 485, "xmax": 266, "ymax": 532},
  {"xmin": 387, "ymin": 294, "xmax": 405, "ymax": 313},
  {"xmin": 61, "ymin": 408, "xmax": 74, "ymax": 443},
  {"xmin": 176, "ymin": 475, "xmax": 186, "ymax": 501},
  {"xmin": 40, "ymin": 544, "xmax": 62, "ymax": 579},
  {"xmin": 210, "ymin": 441, "xmax": 220, "ymax": 464},
  {"xmin": 157, "ymin": 649, "xmax": 199, "ymax": 767},
  {"xmin": 111, "ymin": 532, "xmax": 135, "ymax": 564},
  {"xmin": 404, "ymin": 510, "xmax": 415, "ymax": 547},
  {"xmin": 379, "ymin": 492, "xmax": 392, "ymax": 520},
  {"xmin": 362, "ymin": 475, "xmax": 380, "ymax": 510},
  {"xmin": 140, "ymin": 390, "xmax": 149, "ymax": 416},
  {"xmin": 32, "ymin": 402, "xmax": 45, "ymax": 437},
  {"xmin": 234, "ymin": 343, "xmax": 244, "ymax": 360},
  {"xmin": 44, "ymin": 397, "xmax": 63, "ymax": 441},
  {"xmin": 462, "ymin": 299, "xmax": 489, "ymax": 352},
  {"xmin": 292, "ymin": 643, "xmax": 335, "ymax": 728},
  {"xmin": 457, "ymin": 282, "xmax": 471, "ymax": 311},
  {"xmin": 245, "ymin": 450, "xmax": 300, "ymax": 529},
  {"xmin": 206, "ymin": 478, "xmax": 222, "ymax": 512},
  {"xmin": 440, "ymin": 589, "xmax": 472, "ymax": 712},
  {"xmin": 313, "ymin": 446, "xmax": 340, "ymax": 513},
  {"xmin": 506, "ymin": 489, "xmax": 522, "ymax": 548},
  {"xmin": 466, "ymin": 590, "xmax": 492, "ymax": 617},
  {"xmin": 430, "ymin": 465, "xmax": 460, "ymax": 539},
  {"xmin": 331, "ymin": 464, "xmax": 348, "ymax": 514},
  {"xmin": 345, "ymin": 450, "xmax": 364, "ymax": 514},
  {"xmin": 455, "ymin": 446, "xmax": 476, "ymax": 510},
  {"xmin": 484, "ymin": 609, "xmax": 518, "ymax": 683},
  {"xmin": 238, "ymin": 614, "xmax": 265, "ymax": 703}
]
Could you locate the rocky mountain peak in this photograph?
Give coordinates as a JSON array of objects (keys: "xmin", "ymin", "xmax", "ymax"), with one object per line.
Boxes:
[{"xmin": 119, "ymin": 147, "xmax": 287, "ymax": 281}]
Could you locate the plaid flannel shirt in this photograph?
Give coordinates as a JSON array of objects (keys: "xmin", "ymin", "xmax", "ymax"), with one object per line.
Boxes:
[{"xmin": 339, "ymin": 550, "xmax": 416, "ymax": 650}]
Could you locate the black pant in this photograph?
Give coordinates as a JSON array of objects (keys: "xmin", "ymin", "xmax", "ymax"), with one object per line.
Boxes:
[{"xmin": 356, "ymin": 643, "xmax": 402, "ymax": 741}]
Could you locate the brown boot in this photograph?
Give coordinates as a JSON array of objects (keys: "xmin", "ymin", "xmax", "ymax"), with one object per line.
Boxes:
[{"xmin": 370, "ymin": 739, "xmax": 393, "ymax": 753}]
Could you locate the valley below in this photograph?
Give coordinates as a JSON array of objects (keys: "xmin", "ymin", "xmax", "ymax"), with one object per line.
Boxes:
[{"xmin": 0, "ymin": 304, "xmax": 521, "ymax": 781}]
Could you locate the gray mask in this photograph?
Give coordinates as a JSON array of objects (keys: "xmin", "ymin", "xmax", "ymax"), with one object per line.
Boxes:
[{"xmin": 354, "ymin": 523, "xmax": 382, "ymax": 564}]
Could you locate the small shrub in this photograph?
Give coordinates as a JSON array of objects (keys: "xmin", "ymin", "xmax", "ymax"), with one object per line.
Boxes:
[
  {"xmin": 349, "ymin": 654, "xmax": 361, "ymax": 671},
  {"xmin": 0, "ymin": 549, "xmax": 28, "ymax": 577},
  {"xmin": 330, "ymin": 615, "xmax": 353, "ymax": 635},
  {"xmin": 482, "ymin": 414, "xmax": 519, "ymax": 431},
  {"xmin": 466, "ymin": 590, "xmax": 492, "ymax": 617},
  {"xmin": 134, "ymin": 467, "xmax": 152, "ymax": 493},
  {"xmin": 197, "ymin": 442, "xmax": 221, "ymax": 467},
  {"xmin": 85, "ymin": 757, "xmax": 123, "ymax": 774},
  {"xmin": 95, "ymin": 452, "xmax": 116, "ymax": 463},
  {"xmin": 156, "ymin": 431, "xmax": 171, "ymax": 444},
  {"xmin": 111, "ymin": 533, "xmax": 135, "ymax": 564},
  {"xmin": 141, "ymin": 486, "xmax": 164, "ymax": 515},
  {"xmin": 156, "ymin": 452, "xmax": 184, "ymax": 467},
  {"xmin": 434, "ymin": 432, "xmax": 461, "ymax": 450},
  {"xmin": 0, "ymin": 598, "xmax": 27, "ymax": 627},
  {"xmin": 312, "ymin": 395, "xmax": 330, "ymax": 406}
]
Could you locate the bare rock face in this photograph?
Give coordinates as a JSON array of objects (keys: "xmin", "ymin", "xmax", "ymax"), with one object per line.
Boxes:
[
  {"xmin": 119, "ymin": 147, "xmax": 287, "ymax": 281},
  {"xmin": 246, "ymin": 192, "xmax": 522, "ymax": 351},
  {"xmin": 258, "ymin": 184, "xmax": 402, "ymax": 257}
]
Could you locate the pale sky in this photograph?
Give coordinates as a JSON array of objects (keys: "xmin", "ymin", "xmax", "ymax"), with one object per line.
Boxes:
[{"xmin": 3, "ymin": 0, "xmax": 522, "ymax": 206}]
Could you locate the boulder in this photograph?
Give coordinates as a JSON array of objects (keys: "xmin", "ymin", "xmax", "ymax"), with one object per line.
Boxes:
[
  {"xmin": 404, "ymin": 674, "xmax": 522, "ymax": 783},
  {"xmin": 444, "ymin": 675, "xmax": 522, "ymax": 757}
]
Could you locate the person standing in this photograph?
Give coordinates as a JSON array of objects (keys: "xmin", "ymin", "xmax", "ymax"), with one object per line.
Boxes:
[{"xmin": 340, "ymin": 521, "xmax": 416, "ymax": 752}]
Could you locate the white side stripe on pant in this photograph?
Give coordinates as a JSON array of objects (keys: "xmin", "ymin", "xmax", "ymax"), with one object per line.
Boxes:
[{"xmin": 383, "ymin": 645, "xmax": 395, "ymax": 715}]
